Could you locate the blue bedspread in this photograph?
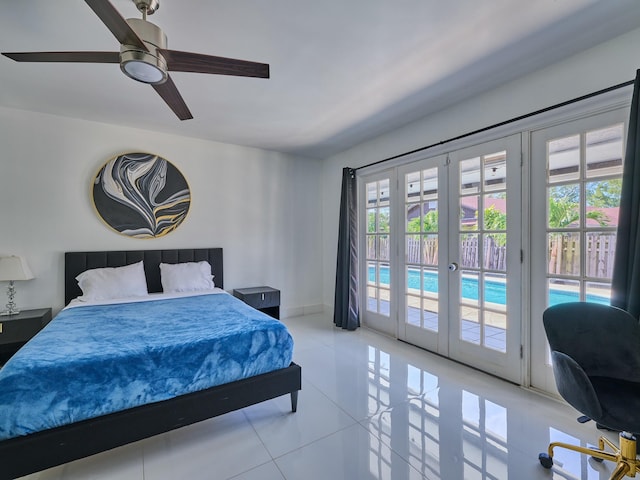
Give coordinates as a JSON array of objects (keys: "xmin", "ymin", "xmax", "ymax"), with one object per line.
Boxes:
[{"xmin": 0, "ymin": 293, "xmax": 294, "ymax": 440}]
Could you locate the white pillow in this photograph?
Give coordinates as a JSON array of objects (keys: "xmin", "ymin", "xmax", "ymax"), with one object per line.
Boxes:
[
  {"xmin": 76, "ymin": 261, "xmax": 148, "ymax": 301},
  {"xmin": 160, "ymin": 261, "xmax": 215, "ymax": 293}
]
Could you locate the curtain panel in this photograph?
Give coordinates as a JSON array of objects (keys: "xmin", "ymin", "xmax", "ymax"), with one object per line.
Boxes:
[
  {"xmin": 611, "ymin": 69, "xmax": 640, "ymax": 319},
  {"xmin": 334, "ymin": 167, "xmax": 360, "ymax": 330}
]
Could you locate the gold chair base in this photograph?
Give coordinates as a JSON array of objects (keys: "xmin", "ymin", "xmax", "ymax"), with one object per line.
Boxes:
[{"xmin": 542, "ymin": 432, "xmax": 639, "ymax": 480}]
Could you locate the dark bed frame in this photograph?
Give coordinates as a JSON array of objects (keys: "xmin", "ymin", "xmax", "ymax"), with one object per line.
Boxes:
[{"xmin": 0, "ymin": 248, "xmax": 301, "ymax": 480}]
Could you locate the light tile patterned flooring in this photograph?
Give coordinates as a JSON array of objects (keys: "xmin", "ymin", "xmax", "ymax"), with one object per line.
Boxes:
[{"xmin": 21, "ymin": 312, "xmax": 622, "ymax": 479}]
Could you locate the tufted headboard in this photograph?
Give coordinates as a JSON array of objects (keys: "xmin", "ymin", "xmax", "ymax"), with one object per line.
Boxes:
[{"xmin": 64, "ymin": 248, "xmax": 223, "ymax": 305}]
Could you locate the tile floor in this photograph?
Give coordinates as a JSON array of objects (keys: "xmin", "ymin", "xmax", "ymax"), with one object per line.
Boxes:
[{"xmin": 21, "ymin": 312, "xmax": 623, "ymax": 480}]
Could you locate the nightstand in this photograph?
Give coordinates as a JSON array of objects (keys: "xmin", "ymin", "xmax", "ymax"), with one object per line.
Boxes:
[
  {"xmin": 0, "ymin": 308, "xmax": 52, "ymax": 361},
  {"xmin": 233, "ymin": 286, "xmax": 280, "ymax": 320}
]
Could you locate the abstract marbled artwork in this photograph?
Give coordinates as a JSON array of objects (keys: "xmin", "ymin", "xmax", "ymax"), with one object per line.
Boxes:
[{"xmin": 92, "ymin": 152, "xmax": 191, "ymax": 238}]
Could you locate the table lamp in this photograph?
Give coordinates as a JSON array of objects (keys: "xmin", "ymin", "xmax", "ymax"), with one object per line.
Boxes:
[{"xmin": 0, "ymin": 255, "xmax": 34, "ymax": 316}]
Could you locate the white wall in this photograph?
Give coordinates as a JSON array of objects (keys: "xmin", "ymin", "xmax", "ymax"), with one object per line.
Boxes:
[
  {"xmin": 0, "ymin": 107, "xmax": 323, "ymax": 316},
  {"xmin": 321, "ymin": 27, "xmax": 640, "ymax": 309}
]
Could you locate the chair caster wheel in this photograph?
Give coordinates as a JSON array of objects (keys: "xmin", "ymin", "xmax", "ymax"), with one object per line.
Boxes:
[
  {"xmin": 592, "ymin": 456, "xmax": 604, "ymax": 463},
  {"xmin": 539, "ymin": 453, "xmax": 553, "ymax": 469}
]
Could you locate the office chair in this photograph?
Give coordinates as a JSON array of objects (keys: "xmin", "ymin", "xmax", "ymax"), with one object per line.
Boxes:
[{"xmin": 538, "ymin": 302, "xmax": 640, "ymax": 480}]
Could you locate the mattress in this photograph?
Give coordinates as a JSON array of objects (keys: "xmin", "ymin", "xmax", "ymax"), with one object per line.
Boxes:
[{"xmin": 0, "ymin": 291, "xmax": 294, "ymax": 440}]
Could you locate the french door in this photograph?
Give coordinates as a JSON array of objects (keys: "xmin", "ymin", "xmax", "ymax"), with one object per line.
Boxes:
[
  {"xmin": 362, "ymin": 170, "xmax": 396, "ymax": 337},
  {"xmin": 361, "ymin": 135, "xmax": 523, "ymax": 383},
  {"xmin": 446, "ymin": 135, "xmax": 522, "ymax": 383},
  {"xmin": 530, "ymin": 108, "xmax": 627, "ymax": 393}
]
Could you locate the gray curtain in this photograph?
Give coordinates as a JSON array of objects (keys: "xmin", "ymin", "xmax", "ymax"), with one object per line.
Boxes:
[
  {"xmin": 334, "ymin": 167, "xmax": 360, "ymax": 330},
  {"xmin": 611, "ymin": 69, "xmax": 640, "ymax": 319}
]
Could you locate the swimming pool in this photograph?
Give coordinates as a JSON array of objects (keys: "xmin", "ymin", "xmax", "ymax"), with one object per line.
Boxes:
[{"xmin": 369, "ymin": 265, "xmax": 609, "ymax": 306}]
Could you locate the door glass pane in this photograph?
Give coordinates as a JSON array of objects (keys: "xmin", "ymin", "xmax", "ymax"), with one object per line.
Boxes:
[
  {"xmin": 461, "ymin": 195, "xmax": 479, "ymax": 230},
  {"xmin": 367, "ymin": 236, "xmax": 376, "ymax": 260},
  {"xmin": 586, "ymin": 180, "xmax": 621, "ymax": 227},
  {"xmin": 379, "ymin": 179, "xmax": 390, "ymax": 205},
  {"xmin": 422, "ymin": 234, "xmax": 438, "ymax": 266},
  {"xmin": 367, "ymin": 209, "xmax": 377, "ymax": 233},
  {"xmin": 548, "ymin": 278, "xmax": 580, "ymax": 306},
  {"xmin": 460, "ymin": 157, "xmax": 481, "ymax": 194},
  {"xmin": 407, "ymin": 266, "xmax": 421, "ymax": 292},
  {"xmin": 378, "ymin": 235, "xmax": 390, "ymax": 261},
  {"xmin": 461, "ymin": 270, "xmax": 479, "ymax": 307},
  {"xmin": 380, "ymin": 287, "xmax": 391, "ymax": 315},
  {"xmin": 483, "ymin": 151, "xmax": 506, "ymax": 192},
  {"xmin": 548, "ymin": 185, "xmax": 580, "ymax": 228},
  {"xmin": 422, "ymin": 297, "xmax": 438, "ymax": 332},
  {"xmin": 547, "ymin": 232, "xmax": 580, "ymax": 276},
  {"xmin": 378, "ymin": 206, "xmax": 390, "ymax": 232},
  {"xmin": 423, "ymin": 267, "xmax": 438, "ymax": 296},
  {"xmin": 460, "ymin": 233, "xmax": 479, "ymax": 269},
  {"xmin": 585, "ymin": 125, "xmax": 624, "ymax": 178},
  {"xmin": 407, "ymin": 294, "xmax": 421, "ymax": 326},
  {"xmin": 586, "ymin": 281, "xmax": 611, "ymax": 304},
  {"xmin": 368, "ymin": 262, "xmax": 378, "ymax": 284},
  {"xmin": 406, "ymin": 205, "xmax": 419, "ymax": 231},
  {"xmin": 484, "ymin": 312, "xmax": 507, "ymax": 352},
  {"xmin": 484, "ymin": 273, "xmax": 506, "ymax": 312},
  {"xmin": 585, "ymin": 231, "xmax": 616, "ymax": 279},
  {"xmin": 484, "ymin": 233, "xmax": 506, "ymax": 272},
  {"xmin": 483, "ymin": 194, "xmax": 507, "ymax": 230},
  {"xmin": 423, "ymin": 203, "xmax": 438, "ymax": 232},
  {"xmin": 422, "ymin": 168, "xmax": 438, "ymax": 198},
  {"xmin": 461, "ymin": 307, "xmax": 480, "ymax": 345},
  {"xmin": 406, "ymin": 171, "xmax": 421, "ymax": 202},
  {"xmin": 367, "ymin": 286, "xmax": 378, "ymax": 311},
  {"xmin": 406, "ymin": 235, "xmax": 420, "ymax": 264},
  {"xmin": 548, "ymin": 135, "xmax": 579, "ymax": 183}
]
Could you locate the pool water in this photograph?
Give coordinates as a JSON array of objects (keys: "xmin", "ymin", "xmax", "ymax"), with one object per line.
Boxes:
[{"xmin": 369, "ymin": 266, "xmax": 609, "ymax": 306}]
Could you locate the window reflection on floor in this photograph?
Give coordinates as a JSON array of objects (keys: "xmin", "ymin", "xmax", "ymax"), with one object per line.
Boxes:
[{"xmin": 364, "ymin": 344, "xmax": 615, "ymax": 480}]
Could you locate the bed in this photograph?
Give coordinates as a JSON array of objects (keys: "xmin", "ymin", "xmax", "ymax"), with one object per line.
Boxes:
[{"xmin": 0, "ymin": 248, "xmax": 301, "ymax": 480}]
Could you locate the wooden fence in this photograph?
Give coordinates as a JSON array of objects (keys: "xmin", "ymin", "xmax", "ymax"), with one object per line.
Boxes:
[
  {"xmin": 548, "ymin": 232, "xmax": 616, "ymax": 278},
  {"xmin": 404, "ymin": 235, "xmax": 506, "ymax": 270},
  {"xmin": 369, "ymin": 232, "xmax": 616, "ymax": 278}
]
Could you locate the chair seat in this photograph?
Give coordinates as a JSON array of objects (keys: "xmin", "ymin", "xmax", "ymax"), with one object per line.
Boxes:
[{"xmin": 591, "ymin": 376, "xmax": 640, "ymax": 433}]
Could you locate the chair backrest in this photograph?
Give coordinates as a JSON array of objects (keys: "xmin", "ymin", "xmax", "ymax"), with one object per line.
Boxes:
[{"xmin": 543, "ymin": 302, "xmax": 640, "ymax": 382}]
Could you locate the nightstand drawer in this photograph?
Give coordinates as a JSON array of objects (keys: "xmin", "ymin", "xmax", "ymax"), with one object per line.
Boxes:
[{"xmin": 233, "ymin": 287, "xmax": 280, "ymax": 319}]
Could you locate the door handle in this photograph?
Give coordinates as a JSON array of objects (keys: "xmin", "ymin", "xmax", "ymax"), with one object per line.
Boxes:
[{"xmin": 448, "ymin": 262, "xmax": 459, "ymax": 272}]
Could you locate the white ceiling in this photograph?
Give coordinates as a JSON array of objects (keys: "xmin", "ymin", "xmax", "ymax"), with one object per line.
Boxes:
[{"xmin": 0, "ymin": 1, "xmax": 639, "ymax": 159}]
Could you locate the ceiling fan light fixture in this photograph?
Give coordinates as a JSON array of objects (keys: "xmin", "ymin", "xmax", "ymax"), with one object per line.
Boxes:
[
  {"xmin": 119, "ymin": 18, "xmax": 168, "ymax": 84},
  {"xmin": 121, "ymin": 50, "xmax": 167, "ymax": 84}
]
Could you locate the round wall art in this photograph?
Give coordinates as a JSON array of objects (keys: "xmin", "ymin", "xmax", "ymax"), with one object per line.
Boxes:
[{"xmin": 92, "ymin": 152, "xmax": 191, "ymax": 238}]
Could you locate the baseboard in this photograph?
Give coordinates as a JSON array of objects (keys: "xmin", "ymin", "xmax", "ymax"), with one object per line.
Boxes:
[{"xmin": 280, "ymin": 304, "xmax": 325, "ymax": 319}]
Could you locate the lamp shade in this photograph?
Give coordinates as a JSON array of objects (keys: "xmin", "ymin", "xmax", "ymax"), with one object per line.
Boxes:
[{"xmin": 0, "ymin": 256, "xmax": 34, "ymax": 281}]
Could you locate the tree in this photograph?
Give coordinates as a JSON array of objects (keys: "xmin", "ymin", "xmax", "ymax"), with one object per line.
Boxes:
[
  {"xmin": 483, "ymin": 205, "xmax": 506, "ymax": 246},
  {"xmin": 548, "ymin": 197, "xmax": 608, "ymax": 228},
  {"xmin": 407, "ymin": 210, "xmax": 438, "ymax": 233},
  {"xmin": 368, "ymin": 208, "xmax": 390, "ymax": 233},
  {"xmin": 586, "ymin": 179, "xmax": 622, "ymax": 208}
]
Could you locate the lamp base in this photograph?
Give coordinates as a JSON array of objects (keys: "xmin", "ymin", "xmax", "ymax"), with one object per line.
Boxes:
[{"xmin": 3, "ymin": 281, "xmax": 20, "ymax": 316}]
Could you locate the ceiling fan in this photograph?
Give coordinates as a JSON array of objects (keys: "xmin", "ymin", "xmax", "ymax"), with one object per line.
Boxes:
[{"xmin": 1, "ymin": 0, "xmax": 270, "ymax": 120}]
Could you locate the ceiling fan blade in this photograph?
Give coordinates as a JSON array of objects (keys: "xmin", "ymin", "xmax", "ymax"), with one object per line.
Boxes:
[
  {"xmin": 152, "ymin": 75, "xmax": 193, "ymax": 121},
  {"xmin": 2, "ymin": 51, "xmax": 120, "ymax": 63},
  {"xmin": 84, "ymin": 0, "xmax": 147, "ymax": 50},
  {"xmin": 160, "ymin": 49, "xmax": 270, "ymax": 78}
]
